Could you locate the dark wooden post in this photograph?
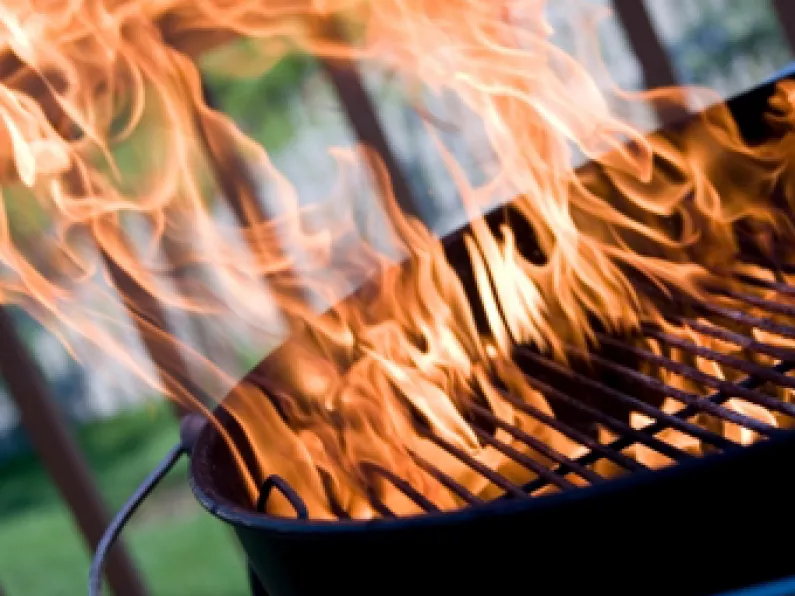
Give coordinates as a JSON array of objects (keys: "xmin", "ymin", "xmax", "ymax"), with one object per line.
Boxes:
[
  {"xmin": 158, "ymin": 234, "xmax": 235, "ymax": 374},
  {"xmin": 0, "ymin": 307, "xmax": 148, "ymax": 596},
  {"xmin": 197, "ymin": 84, "xmax": 311, "ymax": 310},
  {"xmin": 53, "ymin": 111, "xmax": 197, "ymax": 421},
  {"xmin": 197, "ymin": 86, "xmax": 268, "ymax": 227},
  {"xmin": 611, "ymin": 0, "xmax": 689, "ymax": 124},
  {"xmin": 317, "ymin": 19, "xmax": 423, "ymax": 221},
  {"xmin": 58, "ymin": 185, "xmax": 195, "ymax": 417},
  {"xmin": 100, "ymin": 247, "xmax": 195, "ymax": 417},
  {"xmin": 772, "ymin": 0, "xmax": 795, "ymax": 54}
]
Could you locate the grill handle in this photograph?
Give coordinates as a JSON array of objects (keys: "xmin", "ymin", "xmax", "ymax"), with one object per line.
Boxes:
[{"xmin": 88, "ymin": 413, "xmax": 204, "ymax": 596}]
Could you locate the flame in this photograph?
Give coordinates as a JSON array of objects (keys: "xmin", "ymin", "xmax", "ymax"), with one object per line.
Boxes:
[{"xmin": 1, "ymin": 0, "xmax": 795, "ymax": 519}]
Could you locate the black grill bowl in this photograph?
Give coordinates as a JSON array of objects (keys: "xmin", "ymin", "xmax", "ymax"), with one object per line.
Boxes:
[
  {"xmin": 189, "ymin": 404, "xmax": 795, "ymax": 596},
  {"xmin": 189, "ymin": 77, "xmax": 795, "ymax": 596}
]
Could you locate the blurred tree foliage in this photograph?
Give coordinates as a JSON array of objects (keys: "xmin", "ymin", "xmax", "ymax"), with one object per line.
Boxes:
[
  {"xmin": 671, "ymin": 0, "xmax": 790, "ymax": 84},
  {"xmin": 201, "ymin": 40, "xmax": 316, "ymax": 153}
]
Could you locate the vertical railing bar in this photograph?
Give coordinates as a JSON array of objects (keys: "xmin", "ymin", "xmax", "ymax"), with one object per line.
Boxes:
[
  {"xmin": 772, "ymin": 0, "xmax": 795, "ymax": 55},
  {"xmin": 317, "ymin": 17, "xmax": 424, "ymax": 220},
  {"xmin": 611, "ymin": 0, "xmax": 690, "ymax": 124}
]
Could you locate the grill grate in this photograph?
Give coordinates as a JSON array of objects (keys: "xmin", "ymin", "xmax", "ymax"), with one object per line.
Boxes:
[{"xmin": 253, "ymin": 260, "xmax": 795, "ymax": 520}]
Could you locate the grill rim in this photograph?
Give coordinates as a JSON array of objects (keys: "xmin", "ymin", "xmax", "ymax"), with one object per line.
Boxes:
[{"xmin": 188, "ymin": 407, "xmax": 795, "ymax": 533}]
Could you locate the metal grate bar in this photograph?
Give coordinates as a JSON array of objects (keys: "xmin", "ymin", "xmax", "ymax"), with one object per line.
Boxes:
[
  {"xmin": 565, "ymin": 344, "xmax": 778, "ymax": 435},
  {"xmin": 718, "ymin": 286, "xmax": 795, "ymax": 319},
  {"xmin": 642, "ymin": 327, "xmax": 795, "ymax": 391},
  {"xmin": 410, "ymin": 452, "xmax": 484, "ymax": 505},
  {"xmin": 468, "ymin": 403, "xmax": 603, "ymax": 483},
  {"xmin": 525, "ymin": 359, "xmax": 795, "ymax": 496},
  {"xmin": 317, "ymin": 469, "xmax": 351, "ymax": 519},
  {"xmin": 694, "ymin": 300, "xmax": 795, "ymax": 341},
  {"xmin": 734, "ymin": 272, "xmax": 795, "ymax": 297},
  {"xmin": 594, "ymin": 332, "xmax": 795, "ymax": 422},
  {"xmin": 471, "ymin": 427, "xmax": 576, "ymax": 490},
  {"xmin": 495, "ymin": 388, "xmax": 647, "ymax": 471},
  {"xmin": 672, "ymin": 317, "xmax": 795, "ymax": 362},
  {"xmin": 366, "ymin": 494, "xmax": 397, "ymax": 518},
  {"xmin": 362, "ymin": 463, "xmax": 440, "ymax": 513},
  {"xmin": 628, "ymin": 360, "xmax": 795, "ymax": 437},
  {"xmin": 516, "ymin": 349, "xmax": 701, "ymax": 460},
  {"xmin": 524, "ymin": 344, "xmax": 737, "ymax": 448},
  {"xmin": 424, "ymin": 432, "xmax": 529, "ymax": 498}
]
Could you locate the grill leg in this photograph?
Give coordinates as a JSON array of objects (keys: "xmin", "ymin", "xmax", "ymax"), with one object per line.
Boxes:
[{"xmin": 248, "ymin": 565, "xmax": 270, "ymax": 596}]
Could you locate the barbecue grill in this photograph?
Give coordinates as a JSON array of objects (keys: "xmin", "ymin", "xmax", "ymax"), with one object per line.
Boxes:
[{"xmin": 91, "ymin": 75, "xmax": 795, "ymax": 596}]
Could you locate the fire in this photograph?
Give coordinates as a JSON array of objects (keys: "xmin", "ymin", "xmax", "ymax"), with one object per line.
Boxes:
[{"xmin": 2, "ymin": 0, "xmax": 795, "ymax": 519}]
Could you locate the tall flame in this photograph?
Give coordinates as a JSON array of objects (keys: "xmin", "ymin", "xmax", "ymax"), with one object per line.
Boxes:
[{"xmin": 1, "ymin": 0, "xmax": 795, "ymax": 518}]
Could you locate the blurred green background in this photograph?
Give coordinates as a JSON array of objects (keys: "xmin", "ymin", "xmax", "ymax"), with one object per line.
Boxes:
[{"xmin": 0, "ymin": 404, "xmax": 250, "ymax": 595}]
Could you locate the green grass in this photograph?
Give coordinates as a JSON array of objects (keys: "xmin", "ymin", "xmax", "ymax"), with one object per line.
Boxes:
[{"xmin": 0, "ymin": 404, "xmax": 249, "ymax": 595}]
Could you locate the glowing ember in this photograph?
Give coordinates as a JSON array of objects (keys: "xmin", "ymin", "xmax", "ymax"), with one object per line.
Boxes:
[{"xmin": 1, "ymin": 0, "xmax": 795, "ymax": 519}]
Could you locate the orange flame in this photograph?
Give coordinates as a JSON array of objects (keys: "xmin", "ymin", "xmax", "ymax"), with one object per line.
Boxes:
[{"xmin": 1, "ymin": 0, "xmax": 795, "ymax": 518}]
